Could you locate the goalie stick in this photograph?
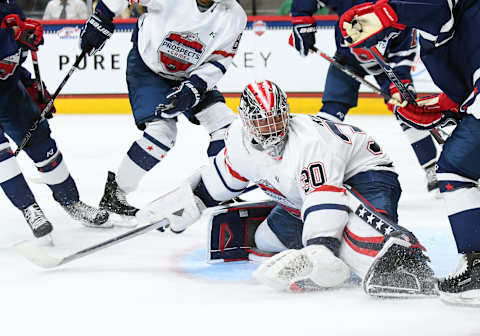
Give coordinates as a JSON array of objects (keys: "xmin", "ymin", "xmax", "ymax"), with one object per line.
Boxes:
[
  {"xmin": 14, "ymin": 50, "xmax": 87, "ymax": 156},
  {"xmin": 14, "ymin": 218, "xmax": 170, "ymax": 268},
  {"xmin": 15, "ymin": 184, "xmax": 259, "ymax": 268}
]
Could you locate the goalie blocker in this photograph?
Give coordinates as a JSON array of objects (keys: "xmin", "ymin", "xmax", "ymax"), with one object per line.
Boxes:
[{"xmin": 205, "ymin": 188, "xmax": 437, "ymax": 298}]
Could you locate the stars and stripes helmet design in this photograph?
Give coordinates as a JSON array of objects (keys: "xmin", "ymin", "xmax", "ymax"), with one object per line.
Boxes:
[{"xmin": 238, "ymin": 80, "xmax": 290, "ymax": 158}]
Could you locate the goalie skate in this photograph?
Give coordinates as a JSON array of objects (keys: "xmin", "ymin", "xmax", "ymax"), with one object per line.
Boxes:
[{"xmin": 254, "ymin": 245, "xmax": 350, "ymax": 292}]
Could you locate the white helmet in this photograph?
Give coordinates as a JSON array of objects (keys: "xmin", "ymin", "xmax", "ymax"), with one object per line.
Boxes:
[{"xmin": 238, "ymin": 80, "xmax": 290, "ymax": 158}]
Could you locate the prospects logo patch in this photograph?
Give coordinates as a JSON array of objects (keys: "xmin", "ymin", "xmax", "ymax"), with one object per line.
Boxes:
[{"xmin": 158, "ymin": 31, "xmax": 205, "ymax": 73}]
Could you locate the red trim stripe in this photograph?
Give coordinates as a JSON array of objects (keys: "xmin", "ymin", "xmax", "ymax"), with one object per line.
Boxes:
[
  {"xmin": 280, "ymin": 204, "xmax": 301, "ymax": 217},
  {"xmin": 344, "ymin": 227, "xmax": 384, "ymax": 244},
  {"xmin": 312, "ymin": 185, "xmax": 346, "ymax": 193},
  {"xmin": 258, "ymin": 183, "xmax": 282, "ymax": 196},
  {"xmin": 212, "ymin": 50, "xmax": 236, "ymax": 58},
  {"xmin": 349, "ymin": 187, "xmax": 388, "ymax": 215},
  {"xmin": 246, "ymin": 249, "xmax": 275, "ymax": 257},
  {"xmin": 343, "ymin": 233, "xmax": 379, "ymax": 257},
  {"xmin": 224, "ymin": 149, "xmax": 248, "ymax": 182}
]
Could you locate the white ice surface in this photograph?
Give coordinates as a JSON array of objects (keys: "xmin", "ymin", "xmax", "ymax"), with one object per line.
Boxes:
[{"xmin": 1, "ymin": 114, "xmax": 479, "ymax": 336}]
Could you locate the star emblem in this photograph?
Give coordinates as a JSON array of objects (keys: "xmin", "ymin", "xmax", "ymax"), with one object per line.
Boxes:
[
  {"xmin": 147, "ymin": 146, "xmax": 153, "ymax": 151},
  {"xmin": 376, "ymin": 220, "xmax": 384, "ymax": 230},
  {"xmin": 445, "ymin": 183, "xmax": 454, "ymax": 191},
  {"xmin": 367, "ymin": 213, "xmax": 376, "ymax": 224},
  {"xmin": 384, "ymin": 226, "xmax": 394, "ymax": 235},
  {"xmin": 357, "ymin": 207, "xmax": 367, "ymax": 218}
]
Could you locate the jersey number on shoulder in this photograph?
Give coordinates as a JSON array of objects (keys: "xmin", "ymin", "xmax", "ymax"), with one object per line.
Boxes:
[
  {"xmin": 301, "ymin": 162, "xmax": 326, "ymax": 193},
  {"xmin": 310, "ymin": 115, "xmax": 363, "ymax": 143}
]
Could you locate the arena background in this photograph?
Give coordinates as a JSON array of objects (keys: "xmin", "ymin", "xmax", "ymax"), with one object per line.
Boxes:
[{"xmin": 26, "ymin": 16, "xmax": 440, "ymax": 115}]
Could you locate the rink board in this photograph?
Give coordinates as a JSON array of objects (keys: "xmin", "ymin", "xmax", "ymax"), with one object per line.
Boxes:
[{"xmin": 27, "ymin": 17, "xmax": 440, "ymax": 115}]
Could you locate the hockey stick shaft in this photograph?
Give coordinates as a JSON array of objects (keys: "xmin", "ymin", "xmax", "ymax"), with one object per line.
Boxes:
[
  {"xmin": 14, "ymin": 50, "xmax": 87, "ymax": 156},
  {"xmin": 368, "ymin": 47, "xmax": 445, "ymax": 144},
  {"xmin": 15, "ymin": 219, "xmax": 169, "ymax": 268},
  {"xmin": 311, "ymin": 47, "xmax": 391, "ymax": 101},
  {"xmin": 30, "ymin": 51, "xmax": 46, "ymax": 100}
]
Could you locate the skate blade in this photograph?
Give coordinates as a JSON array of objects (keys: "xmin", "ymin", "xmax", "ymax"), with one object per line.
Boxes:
[{"xmin": 439, "ymin": 289, "xmax": 480, "ymax": 306}]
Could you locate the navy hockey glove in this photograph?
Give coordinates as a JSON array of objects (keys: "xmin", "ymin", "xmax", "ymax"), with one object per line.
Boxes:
[
  {"xmin": 1, "ymin": 14, "xmax": 44, "ymax": 51},
  {"xmin": 80, "ymin": 1, "xmax": 114, "ymax": 56},
  {"xmin": 339, "ymin": 0, "xmax": 406, "ymax": 48},
  {"xmin": 158, "ymin": 75, "xmax": 207, "ymax": 118},
  {"xmin": 290, "ymin": 16, "xmax": 317, "ymax": 56},
  {"xmin": 25, "ymin": 80, "xmax": 56, "ymax": 119}
]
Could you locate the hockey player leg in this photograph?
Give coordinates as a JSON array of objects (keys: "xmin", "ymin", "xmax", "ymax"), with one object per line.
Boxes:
[
  {"xmin": 340, "ymin": 187, "xmax": 436, "ymax": 297},
  {"xmin": 397, "ymin": 120, "xmax": 439, "ymax": 193},
  {"xmin": 192, "ymin": 93, "xmax": 235, "ymax": 159},
  {"xmin": 254, "ymin": 244, "xmax": 350, "ymax": 292},
  {"xmin": 253, "ymin": 205, "xmax": 350, "ymax": 292},
  {"xmin": 22, "ymin": 132, "xmax": 110, "ymax": 228},
  {"xmin": 435, "ymin": 116, "xmax": 480, "ymax": 305},
  {"xmin": 0, "ymin": 138, "xmax": 53, "ymax": 238},
  {"xmin": 100, "ymin": 119, "xmax": 177, "ymax": 216}
]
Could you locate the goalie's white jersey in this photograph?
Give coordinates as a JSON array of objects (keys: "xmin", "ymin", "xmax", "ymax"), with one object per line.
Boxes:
[
  {"xmin": 201, "ymin": 115, "xmax": 396, "ymax": 243},
  {"xmin": 103, "ymin": 0, "xmax": 246, "ymax": 89}
]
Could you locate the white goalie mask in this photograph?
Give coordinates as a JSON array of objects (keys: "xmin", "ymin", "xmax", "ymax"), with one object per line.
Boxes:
[{"xmin": 238, "ymin": 80, "xmax": 290, "ymax": 158}]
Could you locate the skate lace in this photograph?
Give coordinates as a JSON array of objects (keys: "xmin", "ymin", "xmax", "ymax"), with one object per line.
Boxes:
[
  {"xmin": 115, "ymin": 187, "xmax": 130, "ymax": 206},
  {"xmin": 24, "ymin": 204, "xmax": 46, "ymax": 230}
]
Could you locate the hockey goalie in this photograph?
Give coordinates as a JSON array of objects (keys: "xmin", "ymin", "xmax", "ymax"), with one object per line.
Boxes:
[{"xmin": 138, "ymin": 80, "xmax": 437, "ymax": 297}]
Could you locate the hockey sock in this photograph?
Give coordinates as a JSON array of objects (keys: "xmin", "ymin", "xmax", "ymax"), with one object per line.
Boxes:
[
  {"xmin": 0, "ymin": 143, "xmax": 36, "ymax": 209},
  {"xmin": 116, "ymin": 130, "xmax": 173, "ymax": 193},
  {"xmin": 439, "ymin": 181, "xmax": 480, "ymax": 254},
  {"xmin": 24, "ymin": 137, "xmax": 80, "ymax": 205},
  {"xmin": 398, "ymin": 121, "xmax": 437, "ymax": 167},
  {"xmin": 207, "ymin": 126, "xmax": 228, "ymax": 158},
  {"xmin": 319, "ymin": 102, "xmax": 350, "ymax": 122}
]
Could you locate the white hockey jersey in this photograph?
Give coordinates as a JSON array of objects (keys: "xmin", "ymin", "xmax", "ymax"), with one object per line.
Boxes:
[
  {"xmin": 103, "ymin": 0, "xmax": 247, "ymax": 89},
  {"xmin": 200, "ymin": 115, "xmax": 396, "ymax": 245}
]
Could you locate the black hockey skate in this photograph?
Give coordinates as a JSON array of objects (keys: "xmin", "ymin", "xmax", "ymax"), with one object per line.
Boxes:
[
  {"xmin": 437, "ymin": 252, "xmax": 480, "ymax": 306},
  {"xmin": 99, "ymin": 171, "xmax": 139, "ymax": 216},
  {"xmin": 21, "ymin": 203, "xmax": 53, "ymax": 238},
  {"xmin": 62, "ymin": 201, "xmax": 111, "ymax": 228},
  {"xmin": 424, "ymin": 162, "xmax": 439, "ymax": 192},
  {"xmin": 363, "ymin": 239, "xmax": 437, "ymax": 298}
]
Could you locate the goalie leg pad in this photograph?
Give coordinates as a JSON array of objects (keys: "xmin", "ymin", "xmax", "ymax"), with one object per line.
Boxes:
[
  {"xmin": 253, "ymin": 245, "xmax": 351, "ymax": 292},
  {"xmin": 207, "ymin": 201, "xmax": 277, "ymax": 262},
  {"xmin": 363, "ymin": 238, "xmax": 437, "ymax": 298}
]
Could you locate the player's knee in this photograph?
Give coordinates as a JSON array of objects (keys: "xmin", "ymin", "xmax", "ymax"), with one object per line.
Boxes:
[
  {"xmin": 144, "ymin": 119, "xmax": 178, "ymax": 149},
  {"xmin": 196, "ymin": 102, "xmax": 235, "ymax": 134}
]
